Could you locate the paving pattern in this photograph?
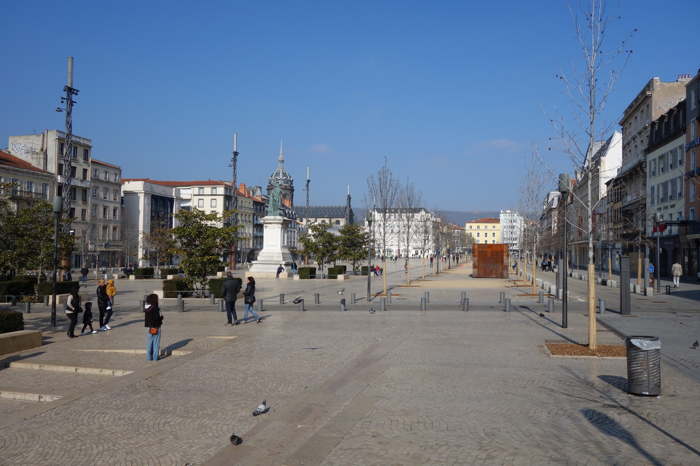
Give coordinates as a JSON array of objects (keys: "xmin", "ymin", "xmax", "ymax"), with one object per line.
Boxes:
[{"xmin": 0, "ymin": 264, "xmax": 698, "ymax": 465}]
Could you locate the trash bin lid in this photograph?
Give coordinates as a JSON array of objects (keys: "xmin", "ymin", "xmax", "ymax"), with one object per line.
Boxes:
[{"xmin": 628, "ymin": 336, "xmax": 661, "ymax": 350}]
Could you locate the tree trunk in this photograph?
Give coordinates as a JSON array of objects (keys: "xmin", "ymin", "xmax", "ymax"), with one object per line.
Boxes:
[{"xmin": 587, "ymin": 173, "xmax": 597, "ymax": 350}]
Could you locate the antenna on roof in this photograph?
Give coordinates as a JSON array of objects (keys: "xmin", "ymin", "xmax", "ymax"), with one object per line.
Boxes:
[{"xmin": 305, "ymin": 166, "xmax": 310, "ymax": 208}]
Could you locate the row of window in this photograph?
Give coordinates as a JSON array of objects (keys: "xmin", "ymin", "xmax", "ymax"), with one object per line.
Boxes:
[
  {"xmin": 0, "ymin": 178, "xmax": 50, "ymax": 198},
  {"xmin": 474, "ymin": 232, "xmax": 497, "ymax": 238},
  {"xmin": 91, "ymin": 187, "xmax": 120, "ymax": 201},
  {"xmin": 90, "ymin": 205, "xmax": 119, "ymax": 220},
  {"xmin": 649, "ymin": 145, "xmax": 684, "ymax": 177},
  {"xmin": 650, "ymin": 177, "xmax": 684, "ymax": 205},
  {"xmin": 92, "ymin": 168, "xmax": 120, "ymax": 183},
  {"xmin": 59, "ymin": 143, "xmax": 89, "ymax": 162},
  {"xmin": 467, "ymin": 224, "xmax": 498, "ymax": 229}
]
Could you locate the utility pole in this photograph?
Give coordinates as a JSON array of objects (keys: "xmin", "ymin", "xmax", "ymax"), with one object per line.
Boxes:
[
  {"xmin": 58, "ymin": 56, "xmax": 79, "ymax": 217},
  {"xmin": 230, "ymin": 133, "xmax": 239, "ymax": 270},
  {"xmin": 305, "ymin": 166, "xmax": 310, "ymax": 208}
]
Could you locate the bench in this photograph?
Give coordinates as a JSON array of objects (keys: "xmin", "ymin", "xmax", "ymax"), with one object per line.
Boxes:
[{"xmin": 0, "ymin": 330, "xmax": 42, "ymax": 356}]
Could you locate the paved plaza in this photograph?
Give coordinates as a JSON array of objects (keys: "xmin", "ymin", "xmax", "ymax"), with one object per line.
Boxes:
[{"xmin": 1, "ymin": 262, "xmax": 699, "ymax": 465}]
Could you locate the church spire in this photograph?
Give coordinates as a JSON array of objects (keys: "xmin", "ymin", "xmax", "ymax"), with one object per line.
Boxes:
[{"xmin": 278, "ymin": 138, "xmax": 284, "ymax": 165}]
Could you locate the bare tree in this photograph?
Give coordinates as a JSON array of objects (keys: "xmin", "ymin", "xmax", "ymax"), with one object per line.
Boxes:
[
  {"xmin": 366, "ymin": 157, "xmax": 399, "ymax": 295},
  {"xmin": 518, "ymin": 149, "xmax": 553, "ymax": 293},
  {"xmin": 550, "ymin": 0, "xmax": 633, "ymax": 349},
  {"xmin": 398, "ymin": 181, "xmax": 422, "ymax": 285}
]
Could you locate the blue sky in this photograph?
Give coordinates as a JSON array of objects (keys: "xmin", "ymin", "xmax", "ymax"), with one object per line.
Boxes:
[{"xmin": 1, "ymin": 0, "xmax": 698, "ymax": 210}]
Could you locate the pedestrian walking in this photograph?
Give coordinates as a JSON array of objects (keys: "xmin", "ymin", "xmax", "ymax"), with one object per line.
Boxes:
[
  {"xmin": 276, "ymin": 264, "xmax": 285, "ymax": 278},
  {"xmin": 223, "ymin": 272, "xmax": 242, "ymax": 325},
  {"xmin": 144, "ymin": 294, "xmax": 163, "ymax": 361},
  {"xmin": 96, "ymin": 280, "xmax": 110, "ymax": 330},
  {"xmin": 81, "ymin": 301, "xmax": 97, "ymax": 334},
  {"xmin": 672, "ymin": 261, "xmax": 683, "ymax": 288},
  {"xmin": 80, "ymin": 266, "xmax": 89, "ymax": 282},
  {"xmin": 65, "ymin": 290, "xmax": 81, "ymax": 338},
  {"xmin": 103, "ymin": 279, "xmax": 116, "ymax": 329},
  {"xmin": 242, "ymin": 276, "xmax": 262, "ymax": 323},
  {"xmin": 649, "ymin": 263, "xmax": 655, "ymax": 288}
]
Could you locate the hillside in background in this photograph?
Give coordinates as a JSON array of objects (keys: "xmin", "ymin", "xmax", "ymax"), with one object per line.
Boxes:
[{"xmin": 351, "ymin": 208, "xmax": 500, "ymax": 225}]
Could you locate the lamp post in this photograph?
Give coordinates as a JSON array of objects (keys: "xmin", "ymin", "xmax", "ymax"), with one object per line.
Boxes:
[
  {"xmin": 51, "ymin": 195, "xmax": 63, "ymax": 328},
  {"xmin": 654, "ymin": 214, "xmax": 661, "ymax": 293},
  {"xmin": 558, "ymin": 173, "xmax": 570, "ymax": 329},
  {"xmin": 366, "ymin": 212, "xmax": 373, "ymax": 301}
]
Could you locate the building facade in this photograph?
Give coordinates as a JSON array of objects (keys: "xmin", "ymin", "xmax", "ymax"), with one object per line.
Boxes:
[
  {"xmin": 7, "ymin": 130, "xmax": 125, "ymax": 268},
  {"xmin": 367, "ymin": 208, "xmax": 436, "ymax": 257},
  {"xmin": 684, "ymin": 70, "xmax": 700, "ymax": 277},
  {"xmin": 608, "ymin": 77, "xmax": 689, "ymax": 259},
  {"xmin": 646, "ymin": 100, "xmax": 686, "ymax": 277},
  {"xmin": 465, "ymin": 218, "xmax": 501, "ymax": 245},
  {"xmin": 88, "ymin": 160, "xmax": 123, "ymax": 267},
  {"xmin": 499, "ymin": 210, "xmax": 524, "ymax": 254},
  {"xmin": 0, "ymin": 150, "xmax": 55, "ymax": 211}
]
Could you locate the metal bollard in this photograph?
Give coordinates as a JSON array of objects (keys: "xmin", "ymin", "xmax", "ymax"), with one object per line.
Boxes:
[
  {"xmin": 257, "ymin": 299, "xmax": 264, "ymax": 312},
  {"xmin": 598, "ymin": 298, "xmax": 605, "ymax": 315},
  {"xmin": 665, "ymin": 285, "xmax": 671, "ymax": 295},
  {"xmin": 538, "ymin": 290, "xmax": 544, "ymax": 303},
  {"xmin": 498, "ymin": 291, "xmax": 503, "ymax": 304},
  {"xmin": 24, "ymin": 302, "xmax": 31, "ymax": 313},
  {"xmin": 298, "ymin": 299, "xmax": 305, "ymax": 311},
  {"xmin": 340, "ymin": 298, "xmax": 346, "ymax": 312},
  {"xmin": 546, "ymin": 298, "xmax": 554, "ymax": 313},
  {"xmin": 462, "ymin": 297, "xmax": 469, "ymax": 312},
  {"xmin": 177, "ymin": 298, "xmax": 185, "ymax": 312},
  {"xmin": 380, "ymin": 297, "xmax": 386, "ymax": 312},
  {"xmin": 209, "ymin": 294, "xmax": 215, "ymax": 304},
  {"xmin": 351, "ymin": 292, "xmax": 356, "ymax": 304},
  {"xmin": 279, "ymin": 293, "xmax": 285, "ymax": 304},
  {"xmin": 420, "ymin": 296, "xmax": 425, "ymax": 311},
  {"xmin": 44, "ymin": 295, "xmax": 49, "ymax": 305},
  {"xmin": 219, "ymin": 299, "xmax": 225, "ymax": 312},
  {"xmin": 425, "ymin": 291, "xmax": 430, "ymax": 303},
  {"xmin": 504, "ymin": 298, "xmax": 511, "ymax": 312},
  {"xmin": 314, "ymin": 293, "xmax": 320, "ymax": 304}
]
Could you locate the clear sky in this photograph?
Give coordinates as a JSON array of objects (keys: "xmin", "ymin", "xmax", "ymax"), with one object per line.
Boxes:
[{"xmin": 1, "ymin": 0, "xmax": 697, "ymax": 211}]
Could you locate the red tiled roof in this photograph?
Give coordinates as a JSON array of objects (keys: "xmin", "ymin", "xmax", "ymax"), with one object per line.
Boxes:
[
  {"xmin": 0, "ymin": 150, "xmax": 51, "ymax": 174},
  {"xmin": 92, "ymin": 159, "xmax": 121, "ymax": 169},
  {"xmin": 467, "ymin": 217, "xmax": 500, "ymax": 224},
  {"xmin": 121, "ymin": 178, "xmax": 229, "ymax": 187}
]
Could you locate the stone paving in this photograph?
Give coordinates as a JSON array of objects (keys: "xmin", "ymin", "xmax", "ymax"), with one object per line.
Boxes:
[{"xmin": 0, "ymin": 263, "xmax": 698, "ymax": 465}]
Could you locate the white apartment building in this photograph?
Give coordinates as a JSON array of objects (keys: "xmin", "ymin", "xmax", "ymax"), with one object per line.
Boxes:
[
  {"xmin": 499, "ymin": 210, "xmax": 524, "ymax": 253},
  {"xmin": 88, "ymin": 160, "xmax": 123, "ymax": 267},
  {"xmin": 366, "ymin": 208, "xmax": 437, "ymax": 257}
]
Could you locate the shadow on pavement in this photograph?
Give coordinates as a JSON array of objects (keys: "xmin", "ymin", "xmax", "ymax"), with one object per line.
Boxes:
[
  {"xmin": 563, "ymin": 367, "xmax": 700, "ymax": 460},
  {"xmin": 598, "ymin": 375, "xmax": 627, "ymax": 393},
  {"xmin": 162, "ymin": 338, "xmax": 193, "ymax": 354},
  {"xmin": 517, "ymin": 305, "xmax": 580, "ymax": 344},
  {"xmin": 0, "ymin": 351, "xmax": 46, "ymax": 370},
  {"xmin": 582, "ymin": 408, "xmax": 663, "ymax": 466}
]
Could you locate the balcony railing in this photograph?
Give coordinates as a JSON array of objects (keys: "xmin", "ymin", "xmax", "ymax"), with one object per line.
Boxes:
[
  {"xmin": 685, "ymin": 167, "xmax": 700, "ymax": 178},
  {"xmin": 685, "ymin": 138, "xmax": 700, "ymax": 151},
  {"xmin": 1, "ymin": 188, "xmax": 49, "ymax": 200}
]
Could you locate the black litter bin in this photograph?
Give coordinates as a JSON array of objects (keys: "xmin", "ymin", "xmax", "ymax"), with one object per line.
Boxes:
[{"xmin": 626, "ymin": 336, "xmax": 661, "ymax": 396}]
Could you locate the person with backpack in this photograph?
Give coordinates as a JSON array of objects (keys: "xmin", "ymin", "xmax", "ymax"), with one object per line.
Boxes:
[
  {"xmin": 81, "ymin": 301, "xmax": 97, "ymax": 334},
  {"xmin": 222, "ymin": 272, "xmax": 242, "ymax": 325},
  {"xmin": 242, "ymin": 276, "xmax": 262, "ymax": 323},
  {"xmin": 143, "ymin": 294, "xmax": 164, "ymax": 361},
  {"xmin": 65, "ymin": 290, "xmax": 82, "ymax": 338}
]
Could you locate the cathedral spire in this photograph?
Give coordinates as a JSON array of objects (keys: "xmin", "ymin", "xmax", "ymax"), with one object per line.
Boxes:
[{"xmin": 278, "ymin": 138, "xmax": 284, "ymax": 165}]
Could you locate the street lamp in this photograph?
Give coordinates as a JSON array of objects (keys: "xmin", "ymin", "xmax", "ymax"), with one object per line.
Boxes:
[
  {"xmin": 51, "ymin": 195, "xmax": 63, "ymax": 328},
  {"xmin": 654, "ymin": 214, "xmax": 662, "ymax": 293},
  {"xmin": 558, "ymin": 173, "xmax": 570, "ymax": 329}
]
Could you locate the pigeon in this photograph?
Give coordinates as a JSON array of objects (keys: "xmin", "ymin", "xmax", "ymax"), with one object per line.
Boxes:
[
  {"xmin": 253, "ymin": 400, "xmax": 270, "ymax": 416},
  {"xmin": 691, "ymin": 340, "xmax": 699, "ymax": 349},
  {"xmin": 539, "ymin": 313, "xmax": 545, "ymax": 317},
  {"xmin": 337, "ymin": 288, "xmax": 345, "ymax": 295},
  {"xmin": 230, "ymin": 434, "xmax": 242, "ymax": 445},
  {"xmin": 369, "ymin": 308, "xmax": 376, "ymax": 314},
  {"xmin": 292, "ymin": 297, "xmax": 303, "ymax": 304}
]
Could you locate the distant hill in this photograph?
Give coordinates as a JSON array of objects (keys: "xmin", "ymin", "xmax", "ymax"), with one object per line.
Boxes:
[{"xmin": 351, "ymin": 208, "xmax": 499, "ymax": 225}]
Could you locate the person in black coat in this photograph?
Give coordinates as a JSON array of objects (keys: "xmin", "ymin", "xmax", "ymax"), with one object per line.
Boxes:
[
  {"xmin": 96, "ymin": 280, "xmax": 110, "ymax": 330},
  {"xmin": 242, "ymin": 276, "xmax": 262, "ymax": 323},
  {"xmin": 144, "ymin": 294, "xmax": 163, "ymax": 361},
  {"xmin": 222, "ymin": 272, "xmax": 242, "ymax": 325},
  {"xmin": 81, "ymin": 301, "xmax": 97, "ymax": 334}
]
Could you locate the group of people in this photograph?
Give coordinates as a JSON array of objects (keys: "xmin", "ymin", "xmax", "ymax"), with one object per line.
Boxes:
[
  {"xmin": 371, "ymin": 265, "xmax": 383, "ymax": 276},
  {"xmin": 223, "ymin": 272, "xmax": 263, "ymax": 325},
  {"xmin": 64, "ymin": 279, "xmax": 117, "ymax": 338},
  {"xmin": 540, "ymin": 257, "xmax": 555, "ymax": 272}
]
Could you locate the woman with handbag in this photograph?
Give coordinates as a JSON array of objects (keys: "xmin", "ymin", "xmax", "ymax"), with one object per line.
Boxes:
[
  {"xmin": 65, "ymin": 290, "xmax": 81, "ymax": 338},
  {"xmin": 242, "ymin": 276, "xmax": 262, "ymax": 323},
  {"xmin": 144, "ymin": 294, "xmax": 163, "ymax": 361}
]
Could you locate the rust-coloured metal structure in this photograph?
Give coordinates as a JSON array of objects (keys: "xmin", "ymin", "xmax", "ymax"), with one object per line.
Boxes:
[{"xmin": 472, "ymin": 244, "xmax": 509, "ymax": 278}]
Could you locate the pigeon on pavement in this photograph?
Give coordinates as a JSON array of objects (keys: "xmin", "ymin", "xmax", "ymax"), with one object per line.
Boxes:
[{"xmin": 253, "ymin": 400, "xmax": 270, "ymax": 416}]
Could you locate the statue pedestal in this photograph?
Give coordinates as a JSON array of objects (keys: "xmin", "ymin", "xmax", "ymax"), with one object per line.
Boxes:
[{"xmin": 249, "ymin": 216, "xmax": 293, "ymax": 277}]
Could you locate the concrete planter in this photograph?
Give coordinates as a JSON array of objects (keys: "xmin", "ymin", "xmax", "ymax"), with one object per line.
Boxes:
[
  {"xmin": 336, "ymin": 274, "xmax": 349, "ymax": 281},
  {"xmin": 129, "ymin": 275, "xmax": 136, "ymax": 280}
]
